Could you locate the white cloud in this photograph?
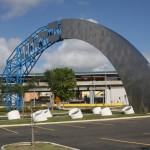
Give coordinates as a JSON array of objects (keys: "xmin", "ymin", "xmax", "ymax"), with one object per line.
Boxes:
[
  {"xmin": 0, "ymin": 0, "xmax": 64, "ymax": 20},
  {"xmin": 80, "ymin": 18, "xmax": 98, "ymax": 24},
  {"xmin": 87, "ymin": 18, "xmax": 98, "ymax": 23},
  {"xmin": 1, "ymin": 37, "xmax": 148, "ymax": 74},
  {"xmin": 1, "ymin": 38, "xmax": 149, "ymax": 75},
  {"xmin": 34, "ymin": 39, "xmax": 114, "ymax": 73},
  {"xmin": 0, "ymin": 37, "xmax": 21, "ymax": 73}
]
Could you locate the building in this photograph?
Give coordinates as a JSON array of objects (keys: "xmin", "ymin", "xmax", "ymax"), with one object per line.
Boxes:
[{"xmin": 20, "ymin": 71, "xmax": 128, "ymax": 105}]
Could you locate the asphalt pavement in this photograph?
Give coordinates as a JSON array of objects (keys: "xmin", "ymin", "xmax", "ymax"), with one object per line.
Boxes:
[{"xmin": 0, "ymin": 117, "xmax": 150, "ymax": 150}]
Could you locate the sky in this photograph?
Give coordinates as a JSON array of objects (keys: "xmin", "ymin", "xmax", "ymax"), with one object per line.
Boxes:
[{"xmin": 0, "ymin": 0, "xmax": 150, "ymax": 73}]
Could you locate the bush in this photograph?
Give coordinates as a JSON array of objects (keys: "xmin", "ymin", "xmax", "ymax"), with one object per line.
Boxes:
[{"xmin": 0, "ymin": 107, "xmax": 8, "ymax": 112}]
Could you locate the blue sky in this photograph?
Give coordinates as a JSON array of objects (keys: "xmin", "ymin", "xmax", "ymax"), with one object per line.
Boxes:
[{"xmin": 0, "ymin": 0, "xmax": 150, "ymax": 73}]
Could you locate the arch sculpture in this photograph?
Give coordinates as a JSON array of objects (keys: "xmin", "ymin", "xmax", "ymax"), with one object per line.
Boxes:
[{"xmin": 5, "ymin": 19, "xmax": 150, "ymax": 113}]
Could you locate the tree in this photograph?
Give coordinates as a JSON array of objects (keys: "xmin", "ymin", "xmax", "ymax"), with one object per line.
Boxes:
[
  {"xmin": 44, "ymin": 67, "xmax": 76, "ymax": 102},
  {"xmin": 0, "ymin": 83, "xmax": 5, "ymax": 101},
  {"xmin": 11, "ymin": 81, "xmax": 35, "ymax": 118}
]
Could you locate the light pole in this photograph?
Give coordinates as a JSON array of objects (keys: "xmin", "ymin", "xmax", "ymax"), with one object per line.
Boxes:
[
  {"xmin": 31, "ymin": 102, "xmax": 35, "ymax": 147},
  {"xmin": 93, "ymin": 78, "xmax": 95, "ymax": 104},
  {"xmin": 104, "ymin": 67, "xmax": 107, "ymax": 104},
  {"xmin": 33, "ymin": 72, "xmax": 36, "ymax": 107}
]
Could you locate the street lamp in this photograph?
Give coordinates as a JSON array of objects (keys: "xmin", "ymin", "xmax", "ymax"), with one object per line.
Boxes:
[
  {"xmin": 93, "ymin": 78, "xmax": 96, "ymax": 104},
  {"xmin": 104, "ymin": 67, "xmax": 107, "ymax": 104},
  {"xmin": 33, "ymin": 72, "xmax": 36, "ymax": 107}
]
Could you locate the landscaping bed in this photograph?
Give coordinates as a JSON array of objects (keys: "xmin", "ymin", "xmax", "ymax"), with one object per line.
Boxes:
[{"xmin": 2, "ymin": 142, "xmax": 74, "ymax": 150}]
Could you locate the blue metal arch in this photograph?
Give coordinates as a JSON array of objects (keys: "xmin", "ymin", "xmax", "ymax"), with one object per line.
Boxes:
[{"xmin": 5, "ymin": 21, "xmax": 62, "ymax": 110}]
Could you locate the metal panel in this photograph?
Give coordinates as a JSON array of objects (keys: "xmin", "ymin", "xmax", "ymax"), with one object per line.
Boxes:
[
  {"xmin": 20, "ymin": 53, "xmax": 24, "ymax": 60},
  {"xmin": 48, "ymin": 35, "xmax": 60, "ymax": 42},
  {"xmin": 24, "ymin": 45, "xmax": 28, "ymax": 52},
  {"xmin": 38, "ymin": 32, "xmax": 43, "ymax": 38},
  {"xmin": 48, "ymin": 21, "xmax": 59, "ymax": 29},
  {"xmin": 34, "ymin": 40, "xmax": 38, "ymax": 47},
  {"xmin": 43, "ymin": 31, "xmax": 48, "ymax": 37},
  {"xmin": 29, "ymin": 36, "xmax": 33, "ymax": 43},
  {"xmin": 38, "ymin": 31, "xmax": 48, "ymax": 38}
]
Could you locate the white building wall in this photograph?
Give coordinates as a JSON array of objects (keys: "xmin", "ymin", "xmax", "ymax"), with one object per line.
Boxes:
[{"xmin": 105, "ymin": 86, "xmax": 128, "ymax": 105}]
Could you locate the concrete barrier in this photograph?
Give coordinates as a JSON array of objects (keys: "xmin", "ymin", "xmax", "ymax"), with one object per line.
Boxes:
[
  {"xmin": 93, "ymin": 107, "xmax": 101, "ymax": 114},
  {"xmin": 122, "ymin": 106, "xmax": 134, "ymax": 114},
  {"xmin": 32, "ymin": 110, "xmax": 47, "ymax": 122},
  {"xmin": 101, "ymin": 107, "xmax": 112, "ymax": 116},
  {"xmin": 42, "ymin": 109, "xmax": 52, "ymax": 118},
  {"xmin": 7, "ymin": 110, "xmax": 21, "ymax": 120},
  {"xmin": 69, "ymin": 108, "xmax": 83, "ymax": 119}
]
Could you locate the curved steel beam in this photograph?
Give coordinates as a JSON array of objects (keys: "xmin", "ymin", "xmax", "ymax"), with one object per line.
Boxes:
[{"xmin": 61, "ymin": 19, "xmax": 150, "ymax": 113}]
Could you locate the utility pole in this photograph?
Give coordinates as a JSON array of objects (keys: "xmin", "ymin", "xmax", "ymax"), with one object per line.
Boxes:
[
  {"xmin": 33, "ymin": 72, "xmax": 35, "ymax": 107},
  {"xmin": 31, "ymin": 103, "xmax": 35, "ymax": 147},
  {"xmin": 105, "ymin": 68, "xmax": 108, "ymax": 103}
]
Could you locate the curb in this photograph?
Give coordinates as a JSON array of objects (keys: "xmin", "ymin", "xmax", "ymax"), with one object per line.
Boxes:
[
  {"xmin": 0, "ymin": 115, "xmax": 150, "ymax": 128},
  {"xmin": 1, "ymin": 141, "xmax": 79, "ymax": 150}
]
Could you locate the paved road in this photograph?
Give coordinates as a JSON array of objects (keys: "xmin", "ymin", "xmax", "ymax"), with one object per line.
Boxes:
[{"xmin": 0, "ymin": 117, "xmax": 150, "ymax": 150}]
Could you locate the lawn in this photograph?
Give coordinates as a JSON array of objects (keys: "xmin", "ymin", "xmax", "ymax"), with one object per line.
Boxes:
[
  {"xmin": 0, "ymin": 108, "xmax": 68, "ymax": 117},
  {"xmin": 0, "ymin": 113, "xmax": 149, "ymax": 126},
  {"xmin": 3, "ymin": 142, "xmax": 72, "ymax": 150}
]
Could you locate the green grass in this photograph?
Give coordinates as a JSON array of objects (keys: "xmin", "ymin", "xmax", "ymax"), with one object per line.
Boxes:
[
  {"xmin": 0, "ymin": 108, "xmax": 68, "ymax": 117},
  {"xmin": 3, "ymin": 143, "xmax": 71, "ymax": 150},
  {"xmin": 0, "ymin": 119, "xmax": 31, "ymax": 125},
  {"xmin": 0, "ymin": 113, "xmax": 149, "ymax": 126},
  {"xmin": 0, "ymin": 112, "xmax": 7, "ymax": 115}
]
